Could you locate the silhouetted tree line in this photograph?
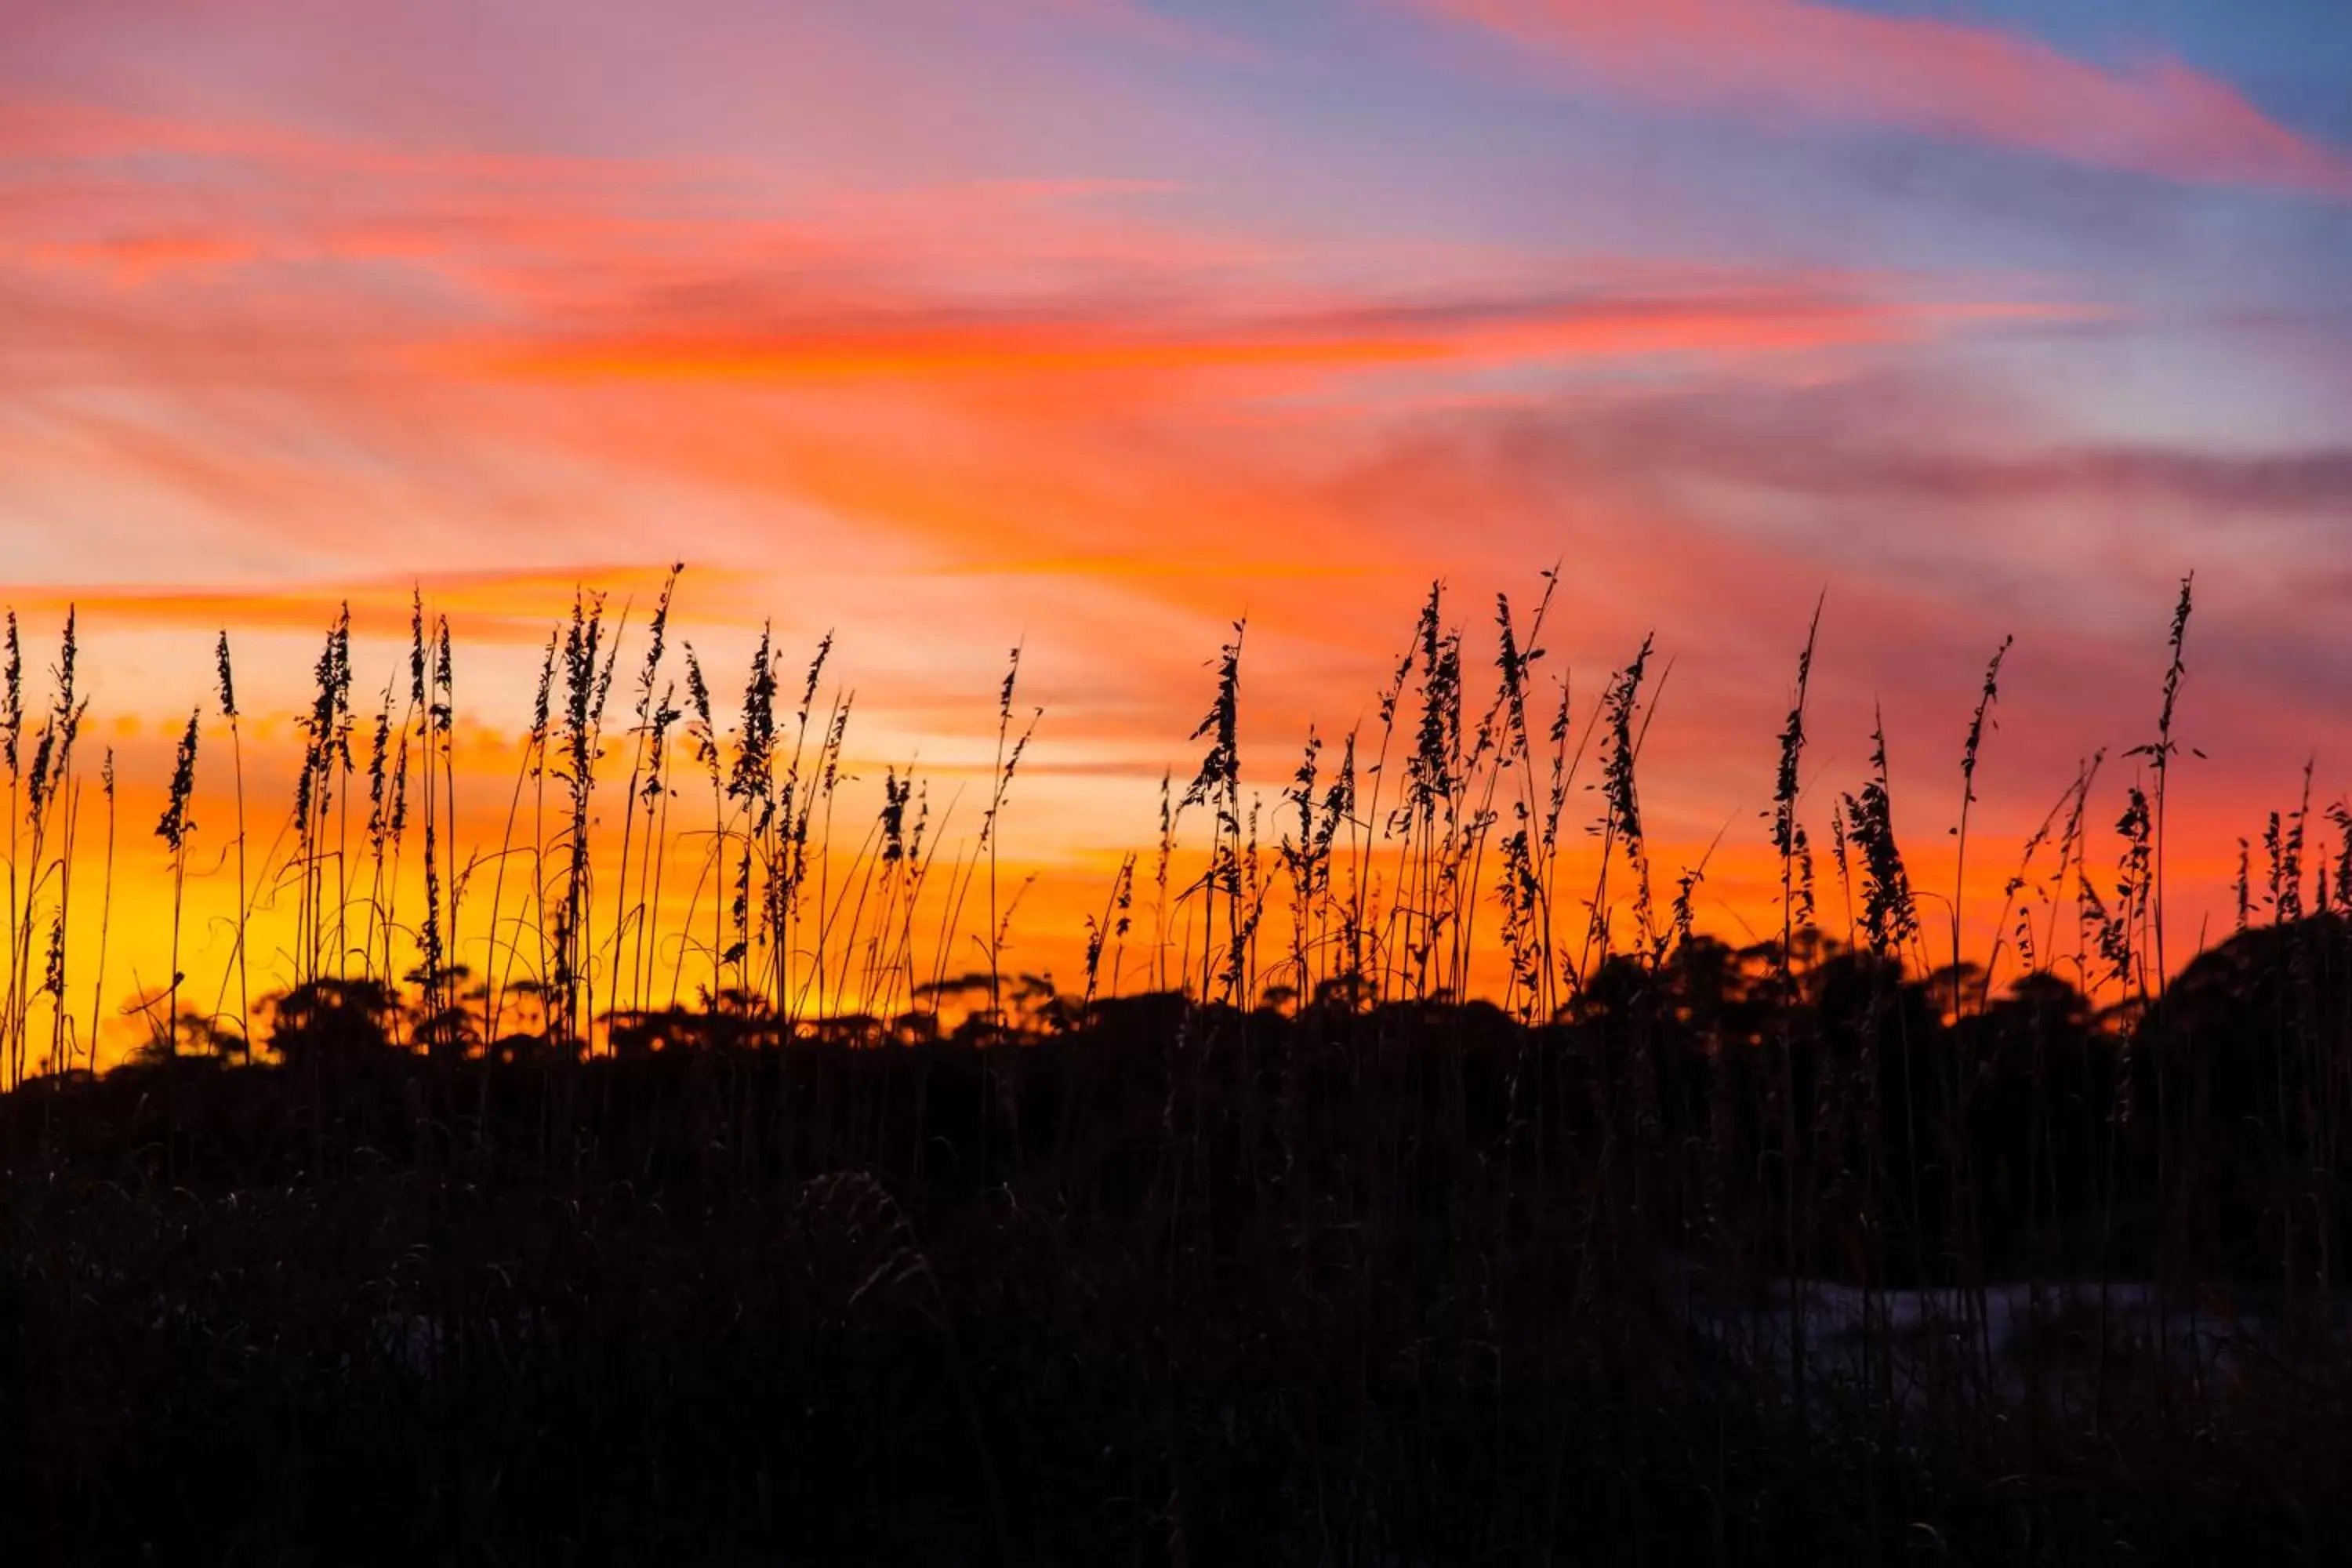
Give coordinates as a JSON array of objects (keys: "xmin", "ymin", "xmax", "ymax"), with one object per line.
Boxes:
[{"xmin": 15, "ymin": 913, "xmax": 2352, "ymax": 1294}]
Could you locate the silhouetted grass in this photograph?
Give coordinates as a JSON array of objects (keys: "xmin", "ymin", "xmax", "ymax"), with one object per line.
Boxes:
[{"xmin": 2, "ymin": 572, "xmax": 2350, "ymax": 1565}]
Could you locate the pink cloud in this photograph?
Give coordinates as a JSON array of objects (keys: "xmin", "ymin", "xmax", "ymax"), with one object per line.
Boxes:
[
  {"xmin": 1413, "ymin": 0, "xmax": 2352, "ymax": 198},
  {"xmin": 1026, "ymin": 0, "xmax": 1257, "ymax": 61}
]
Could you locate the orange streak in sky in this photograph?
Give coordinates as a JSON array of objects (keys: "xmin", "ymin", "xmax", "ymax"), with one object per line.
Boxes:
[
  {"xmin": 4, "ymin": 566, "xmax": 764, "ymax": 643},
  {"xmin": 466, "ymin": 296, "xmax": 2091, "ymax": 387}
]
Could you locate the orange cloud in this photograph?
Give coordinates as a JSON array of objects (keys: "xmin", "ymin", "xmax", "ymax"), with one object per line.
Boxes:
[
  {"xmin": 461, "ymin": 285, "xmax": 2089, "ymax": 393},
  {"xmin": 1414, "ymin": 0, "xmax": 2352, "ymax": 198},
  {"xmin": 16, "ymin": 234, "xmax": 259, "ymax": 281},
  {"xmin": 3, "ymin": 564, "xmax": 752, "ymax": 644}
]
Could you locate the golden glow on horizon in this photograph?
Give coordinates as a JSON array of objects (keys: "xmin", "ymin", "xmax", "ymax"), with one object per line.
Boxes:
[{"xmin": 0, "ymin": 593, "xmax": 2291, "ymax": 1077}]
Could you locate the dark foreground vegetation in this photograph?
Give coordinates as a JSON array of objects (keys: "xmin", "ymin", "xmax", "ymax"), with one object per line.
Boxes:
[
  {"xmin": 11, "ymin": 920, "xmax": 2352, "ymax": 1566},
  {"xmin": 5, "ymin": 571, "xmax": 2352, "ymax": 1563}
]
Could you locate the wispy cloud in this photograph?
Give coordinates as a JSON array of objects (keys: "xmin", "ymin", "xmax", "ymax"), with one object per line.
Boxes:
[
  {"xmin": 0, "ymin": 87, "xmax": 2093, "ymax": 603},
  {"xmin": 461, "ymin": 283, "xmax": 2083, "ymax": 390},
  {"xmin": 2, "ymin": 564, "xmax": 738, "ymax": 642},
  {"xmin": 1410, "ymin": 0, "xmax": 2352, "ymax": 198},
  {"xmin": 1027, "ymin": 0, "xmax": 1258, "ymax": 61}
]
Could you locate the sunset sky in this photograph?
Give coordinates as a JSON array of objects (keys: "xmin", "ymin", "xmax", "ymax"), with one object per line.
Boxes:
[{"xmin": 4, "ymin": 1, "xmax": 2351, "ymax": 1054}]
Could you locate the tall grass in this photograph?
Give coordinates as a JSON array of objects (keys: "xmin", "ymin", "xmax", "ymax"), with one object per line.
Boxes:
[
  {"xmin": 5, "ymin": 613, "xmax": 86, "ymax": 1082},
  {"xmin": 0, "ymin": 571, "xmax": 2334, "ymax": 1326},
  {"xmin": 0, "ymin": 568, "xmax": 2298, "ymax": 1145},
  {"xmin": 215, "ymin": 632, "xmax": 251, "ymax": 1062},
  {"xmin": 14, "ymin": 567, "xmax": 2352, "ymax": 1565},
  {"xmin": 154, "ymin": 706, "xmax": 199, "ymax": 1054}
]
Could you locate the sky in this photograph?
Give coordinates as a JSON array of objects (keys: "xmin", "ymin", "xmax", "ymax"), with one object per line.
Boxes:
[{"xmin": 2, "ymin": 0, "xmax": 2350, "ymax": 1056}]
